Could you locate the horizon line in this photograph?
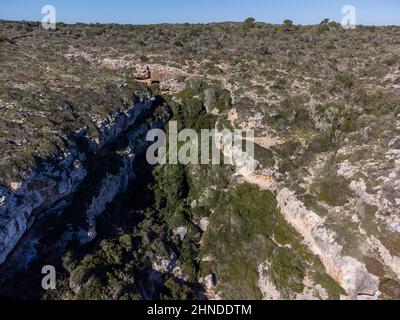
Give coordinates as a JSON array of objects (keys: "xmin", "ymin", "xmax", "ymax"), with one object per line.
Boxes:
[{"xmin": 1, "ymin": 18, "xmax": 399, "ymax": 28}]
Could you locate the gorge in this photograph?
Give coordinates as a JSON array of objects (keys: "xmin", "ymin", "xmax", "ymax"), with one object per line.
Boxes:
[{"xmin": 1, "ymin": 20, "xmax": 400, "ymax": 300}]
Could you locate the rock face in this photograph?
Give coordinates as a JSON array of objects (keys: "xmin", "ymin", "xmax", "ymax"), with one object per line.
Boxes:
[
  {"xmin": 134, "ymin": 66, "xmax": 183, "ymax": 87},
  {"xmin": 204, "ymin": 274, "xmax": 217, "ymax": 291},
  {"xmin": 218, "ymin": 124, "xmax": 381, "ymax": 299},
  {"xmin": 0, "ymin": 94, "xmax": 167, "ymax": 266},
  {"xmin": 84, "ymin": 117, "xmax": 165, "ymax": 242},
  {"xmin": 173, "ymin": 227, "xmax": 188, "ymax": 241},
  {"xmin": 276, "ymin": 188, "xmax": 380, "ymax": 298},
  {"xmin": 0, "ymin": 153, "xmax": 87, "ymax": 265},
  {"xmin": 199, "ymin": 217, "xmax": 210, "ymax": 232},
  {"xmin": 257, "ymin": 262, "xmax": 281, "ymax": 300},
  {"xmin": 150, "ymin": 69, "xmax": 179, "ymax": 84},
  {"xmin": 85, "ymin": 152, "xmax": 135, "ymax": 242}
]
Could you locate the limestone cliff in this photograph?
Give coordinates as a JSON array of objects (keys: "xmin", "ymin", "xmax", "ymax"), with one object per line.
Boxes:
[{"xmin": 0, "ymin": 93, "xmax": 169, "ymax": 266}]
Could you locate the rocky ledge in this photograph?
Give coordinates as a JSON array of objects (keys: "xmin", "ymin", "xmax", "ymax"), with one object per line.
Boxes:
[{"xmin": 0, "ymin": 92, "xmax": 169, "ymax": 266}]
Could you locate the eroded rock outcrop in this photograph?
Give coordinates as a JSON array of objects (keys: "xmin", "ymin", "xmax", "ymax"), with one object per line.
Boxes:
[
  {"xmin": 276, "ymin": 188, "xmax": 380, "ymax": 299},
  {"xmin": 0, "ymin": 153, "xmax": 87, "ymax": 265},
  {"xmin": 0, "ymin": 93, "xmax": 166, "ymax": 266}
]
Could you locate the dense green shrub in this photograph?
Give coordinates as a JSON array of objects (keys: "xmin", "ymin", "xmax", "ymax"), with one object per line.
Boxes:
[{"xmin": 270, "ymin": 247, "xmax": 305, "ymax": 294}]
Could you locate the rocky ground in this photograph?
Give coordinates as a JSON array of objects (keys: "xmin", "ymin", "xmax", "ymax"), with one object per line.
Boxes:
[{"xmin": 0, "ymin": 20, "xmax": 399, "ymax": 300}]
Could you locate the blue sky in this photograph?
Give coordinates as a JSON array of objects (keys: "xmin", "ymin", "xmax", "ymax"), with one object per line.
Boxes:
[{"xmin": 0, "ymin": 0, "xmax": 399, "ymax": 25}]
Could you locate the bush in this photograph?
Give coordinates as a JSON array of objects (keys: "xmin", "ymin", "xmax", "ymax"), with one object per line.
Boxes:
[
  {"xmin": 140, "ymin": 54, "xmax": 149, "ymax": 62},
  {"xmin": 207, "ymin": 65, "xmax": 224, "ymax": 76},
  {"xmin": 202, "ymin": 184, "xmax": 277, "ymax": 299},
  {"xmin": 313, "ymin": 173, "xmax": 354, "ymax": 207},
  {"xmin": 244, "ymin": 17, "xmax": 256, "ymax": 24},
  {"xmin": 270, "ymin": 247, "xmax": 305, "ymax": 294}
]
